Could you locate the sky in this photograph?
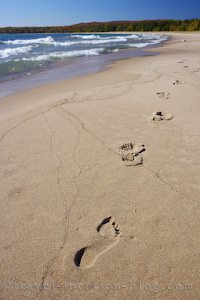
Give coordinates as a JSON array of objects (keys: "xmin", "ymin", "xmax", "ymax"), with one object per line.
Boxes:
[{"xmin": 1, "ymin": 0, "xmax": 200, "ymax": 27}]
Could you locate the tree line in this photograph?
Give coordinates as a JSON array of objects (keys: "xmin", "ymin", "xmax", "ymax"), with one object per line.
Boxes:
[{"xmin": 0, "ymin": 19, "xmax": 200, "ymax": 34}]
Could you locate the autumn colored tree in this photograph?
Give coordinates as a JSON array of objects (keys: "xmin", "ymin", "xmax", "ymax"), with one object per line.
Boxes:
[{"xmin": 0, "ymin": 19, "xmax": 200, "ymax": 33}]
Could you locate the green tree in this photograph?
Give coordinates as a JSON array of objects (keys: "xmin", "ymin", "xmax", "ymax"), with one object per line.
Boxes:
[{"xmin": 188, "ymin": 19, "xmax": 200, "ymax": 31}]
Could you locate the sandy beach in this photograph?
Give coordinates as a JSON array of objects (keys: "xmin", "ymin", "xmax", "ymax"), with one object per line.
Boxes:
[{"xmin": 1, "ymin": 32, "xmax": 200, "ymax": 299}]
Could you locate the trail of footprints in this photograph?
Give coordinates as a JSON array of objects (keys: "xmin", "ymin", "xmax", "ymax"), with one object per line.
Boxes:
[{"xmin": 73, "ymin": 60, "xmax": 190, "ymax": 269}]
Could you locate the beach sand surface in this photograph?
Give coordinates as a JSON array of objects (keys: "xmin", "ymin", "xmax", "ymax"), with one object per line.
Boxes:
[{"xmin": 0, "ymin": 33, "xmax": 200, "ymax": 299}]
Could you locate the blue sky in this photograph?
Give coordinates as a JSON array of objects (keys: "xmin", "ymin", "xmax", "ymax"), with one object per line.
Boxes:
[{"xmin": 1, "ymin": 0, "xmax": 200, "ymax": 27}]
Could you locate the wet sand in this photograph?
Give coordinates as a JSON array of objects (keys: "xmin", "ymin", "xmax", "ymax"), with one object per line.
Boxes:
[{"xmin": 0, "ymin": 47, "xmax": 156, "ymax": 98}]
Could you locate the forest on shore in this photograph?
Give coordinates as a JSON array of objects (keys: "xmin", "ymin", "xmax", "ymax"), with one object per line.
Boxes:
[{"xmin": 0, "ymin": 19, "xmax": 200, "ymax": 33}]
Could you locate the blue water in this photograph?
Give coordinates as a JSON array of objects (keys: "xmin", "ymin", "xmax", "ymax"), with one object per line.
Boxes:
[
  {"xmin": 0, "ymin": 33, "xmax": 168, "ymax": 97},
  {"xmin": 0, "ymin": 33, "xmax": 167, "ymax": 79}
]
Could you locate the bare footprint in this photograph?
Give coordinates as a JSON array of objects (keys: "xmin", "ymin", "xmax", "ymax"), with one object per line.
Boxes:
[
  {"xmin": 75, "ymin": 217, "xmax": 122, "ymax": 269},
  {"xmin": 119, "ymin": 142, "xmax": 145, "ymax": 166},
  {"xmin": 173, "ymin": 80, "xmax": 184, "ymax": 85},
  {"xmin": 152, "ymin": 111, "xmax": 174, "ymax": 121},
  {"xmin": 156, "ymin": 92, "xmax": 170, "ymax": 99}
]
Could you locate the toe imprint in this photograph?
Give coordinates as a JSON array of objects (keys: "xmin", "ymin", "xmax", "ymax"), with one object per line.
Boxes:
[
  {"xmin": 119, "ymin": 142, "xmax": 145, "ymax": 155},
  {"xmin": 119, "ymin": 142, "xmax": 133, "ymax": 152}
]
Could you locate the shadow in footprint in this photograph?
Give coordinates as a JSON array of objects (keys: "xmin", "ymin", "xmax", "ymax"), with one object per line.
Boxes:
[
  {"xmin": 74, "ymin": 247, "xmax": 87, "ymax": 267},
  {"xmin": 97, "ymin": 216, "xmax": 112, "ymax": 232}
]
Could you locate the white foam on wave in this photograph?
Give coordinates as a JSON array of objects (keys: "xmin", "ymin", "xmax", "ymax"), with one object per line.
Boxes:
[
  {"xmin": 58, "ymin": 34, "xmax": 166, "ymax": 47},
  {"xmin": 71, "ymin": 34, "xmax": 101, "ymax": 39},
  {"xmin": 128, "ymin": 43, "xmax": 149, "ymax": 48},
  {"xmin": 80, "ymin": 37, "xmax": 127, "ymax": 44},
  {"xmin": 53, "ymin": 41, "xmax": 78, "ymax": 46},
  {"xmin": 126, "ymin": 33, "xmax": 167, "ymax": 41},
  {"xmin": 126, "ymin": 34, "xmax": 140, "ymax": 39},
  {"xmin": 112, "ymin": 49, "xmax": 119, "ymax": 52},
  {"xmin": 66, "ymin": 34, "xmax": 166, "ymax": 45},
  {"xmin": 2, "ymin": 36, "xmax": 127, "ymax": 48},
  {"xmin": 3, "ymin": 36, "xmax": 54, "ymax": 45},
  {"xmin": 127, "ymin": 35, "xmax": 167, "ymax": 48},
  {"xmin": 1, "ymin": 34, "xmax": 167, "ymax": 50},
  {"xmin": 52, "ymin": 36, "xmax": 128, "ymax": 47},
  {"xmin": 0, "ymin": 46, "xmax": 32, "ymax": 58},
  {"xmin": 139, "ymin": 34, "xmax": 167, "ymax": 41},
  {"xmin": 17, "ymin": 48, "xmax": 105, "ymax": 61}
]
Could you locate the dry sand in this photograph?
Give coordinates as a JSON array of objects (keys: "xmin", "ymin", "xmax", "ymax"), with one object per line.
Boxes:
[{"xmin": 0, "ymin": 32, "xmax": 200, "ymax": 299}]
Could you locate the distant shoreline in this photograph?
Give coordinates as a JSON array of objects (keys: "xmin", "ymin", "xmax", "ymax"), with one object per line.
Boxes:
[
  {"xmin": 1, "ymin": 31, "xmax": 200, "ymax": 35},
  {"xmin": 1, "ymin": 19, "xmax": 200, "ymax": 33}
]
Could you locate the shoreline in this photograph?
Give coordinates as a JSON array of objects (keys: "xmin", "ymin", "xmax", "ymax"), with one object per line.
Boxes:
[
  {"xmin": 1, "ymin": 32, "xmax": 200, "ymax": 300},
  {"xmin": 0, "ymin": 33, "xmax": 189, "ymax": 120},
  {"xmin": 0, "ymin": 32, "xmax": 168, "ymax": 98},
  {"xmin": 2, "ymin": 31, "xmax": 197, "ymax": 100},
  {"xmin": 0, "ymin": 47, "xmax": 157, "ymax": 98}
]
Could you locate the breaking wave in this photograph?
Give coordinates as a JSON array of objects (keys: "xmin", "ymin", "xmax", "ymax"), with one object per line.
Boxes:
[
  {"xmin": 71, "ymin": 34, "xmax": 101, "ymax": 39},
  {"xmin": 0, "ymin": 33, "xmax": 168, "ymax": 83},
  {"xmin": 0, "ymin": 46, "xmax": 32, "ymax": 58},
  {"xmin": 2, "ymin": 36, "xmax": 54, "ymax": 45},
  {"xmin": 17, "ymin": 48, "xmax": 105, "ymax": 61}
]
